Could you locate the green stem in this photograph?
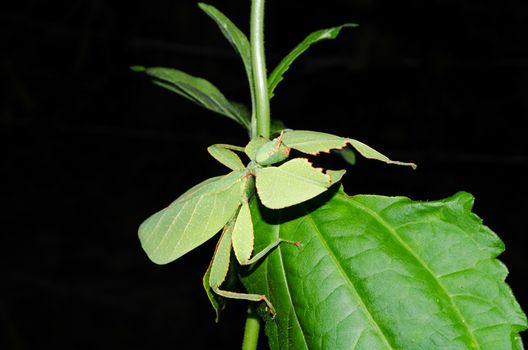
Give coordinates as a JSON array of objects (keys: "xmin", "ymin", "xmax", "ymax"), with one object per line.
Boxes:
[
  {"xmin": 242, "ymin": 305, "xmax": 261, "ymax": 350},
  {"xmin": 242, "ymin": 1, "xmax": 267, "ymax": 347},
  {"xmin": 250, "ymin": 0, "xmax": 270, "ymax": 139}
]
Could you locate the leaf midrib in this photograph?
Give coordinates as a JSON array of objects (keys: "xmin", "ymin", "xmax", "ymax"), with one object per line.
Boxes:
[
  {"xmin": 273, "ymin": 212, "xmax": 309, "ymax": 350},
  {"xmin": 302, "ymin": 207, "xmax": 395, "ymax": 349},
  {"xmin": 346, "ymin": 196, "xmax": 481, "ymax": 349}
]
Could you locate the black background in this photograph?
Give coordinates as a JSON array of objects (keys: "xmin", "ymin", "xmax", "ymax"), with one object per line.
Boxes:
[{"xmin": 2, "ymin": 0, "xmax": 527, "ymax": 348}]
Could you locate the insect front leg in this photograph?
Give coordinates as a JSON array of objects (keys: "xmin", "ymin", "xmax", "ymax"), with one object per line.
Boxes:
[
  {"xmin": 207, "ymin": 216, "xmax": 277, "ymax": 316},
  {"xmin": 231, "ymin": 199, "xmax": 300, "ymax": 267}
]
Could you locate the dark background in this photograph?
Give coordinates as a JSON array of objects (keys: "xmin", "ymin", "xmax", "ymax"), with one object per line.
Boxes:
[{"xmin": 2, "ymin": 0, "xmax": 527, "ymax": 348}]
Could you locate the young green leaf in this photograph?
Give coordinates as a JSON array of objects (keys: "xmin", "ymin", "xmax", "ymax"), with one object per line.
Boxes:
[
  {"xmin": 255, "ymin": 158, "xmax": 345, "ymax": 209},
  {"xmin": 198, "ymin": 3, "xmax": 255, "ymax": 119},
  {"xmin": 268, "ymin": 24, "xmax": 358, "ymax": 98},
  {"xmin": 243, "ymin": 190, "xmax": 527, "ymax": 349},
  {"xmin": 142, "ymin": 67, "xmax": 250, "ymax": 130},
  {"xmin": 198, "ymin": 3, "xmax": 252, "ymax": 80},
  {"xmin": 138, "ymin": 171, "xmax": 245, "ymax": 264},
  {"xmin": 208, "ymin": 145, "xmax": 245, "ymax": 171},
  {"xmin": 281, "ymin": 130, "xmax": 417, "ymax": 169}
]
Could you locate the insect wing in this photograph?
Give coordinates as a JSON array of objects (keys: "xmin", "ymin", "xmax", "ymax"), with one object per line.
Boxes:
[
  {"xmin": 282, "ymin": 130, "xmax": 416, "ymax": 168},
  {"xmin": 281, "ymin": 130, "xmax": 348, "ymax": 154},
  {"xmin": 138, "ymin": 171, "xmax": 245, "ymax": 264},
  {"xmin": 347, "ymin": 139, "xmax": 417, "ymax": 169},
  {"xmin": 255, "ymin": 158, "xmax": 344, "ymax": 209}
]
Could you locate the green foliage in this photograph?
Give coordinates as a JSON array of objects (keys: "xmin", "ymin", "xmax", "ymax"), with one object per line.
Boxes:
[
  {"xmin": 198, "ymin": 3, "xmax": 256, "ymax": 123},
  {"xmin": 135, "ymin": 1, "xmax": 526, "ymax": 348},
  {"xmin": 268, "ymin": 24, "xmax": 358, "ymax": 98},
  {"xmin": 135, "ymin": 66, "xmax": 250, "ymax": 130},
  {"xmin": 242, "ymin": 190, "xmax": 527, "ymax": 349}
]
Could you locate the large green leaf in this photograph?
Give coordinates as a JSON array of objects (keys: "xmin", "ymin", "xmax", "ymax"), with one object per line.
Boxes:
[
  {"xmin": 268, "ymin": 24, "xmax": 358, "ymax": 98},
  {"xmin": 242, "ymin": 189, "xmax": 527, "ymax": 349},
  {"xmin": 137, "ymin": 66, "xmax": 250, "ymax": 129},
  {"xmin": 138, "ymin": 171, "xmax": 244, "ymax": 264}
]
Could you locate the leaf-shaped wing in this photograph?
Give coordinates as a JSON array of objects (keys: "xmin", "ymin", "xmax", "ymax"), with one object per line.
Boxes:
[
  {"xmin": 242, "ymin": 190, "xmax": 527, "ymax": 349},
  {"xmin": 281, "ymin": 130, "xmax": 347, "ymax": 154},
  {"xmin": 281, "ymin": 130, "xmax": 416, "ymax": 169},
  {"xmin": 255, "ymin": 158, "xmax": 345, "ymax": 209},
  {"xmin": 138, "ymin": 67, "xmax": 250, "ymax": 130},
  {"xmin": 268, "ymin": 24, "xmax": 358, "ymax": 98},
  {"xmin": 138, "ymin": 171, "xmax": 245, "ymax": 264}
]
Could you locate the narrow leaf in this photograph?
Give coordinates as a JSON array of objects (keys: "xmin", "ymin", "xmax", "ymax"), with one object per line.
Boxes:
[
  {"xmin": 198, "ymin": 3, "xmax": 252, "ymax": 77},
  {"xmin": 138, "ymin": 171, "xmax": 245, "ymax": 264},
  {"xmin": 282, "ymin": 130, "xmax": 416, "ymax": 169},
  {"xmin": 231, "ymin": 199, "xmax": 254, "ymax": 264},
  {"xmin": 208, "ymin": 145, "xmax": 245, "ymax": 170},
  {"xmin": 144, "ymin": 67, "xmax": 250, "ymax": 129},
  {"xmin": 242, "ymin": 190, "xmax": 527, "ymax": 349},
  {"xmin": 198, "ymin": 3, "xmax": 255, "ymax": 114},
  {"xmin": 268, "ymin": 24, "xmax": 358, "ymax": 97},
  {"xmin": 255, "ymin": 158, "xmax": 345, "ymax": 209}
]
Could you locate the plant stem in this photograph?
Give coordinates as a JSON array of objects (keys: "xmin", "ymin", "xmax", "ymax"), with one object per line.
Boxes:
[
  {"xmin": 242, "ymin": 305, "xmax": 261, "ymax": 350},
  {"xmin": 250, "ymin": 0, "xmax": 270, "ymax": 139},
  {"xmin": 243, "ymin": 0, "xmax": 267, "ymax": 347}
]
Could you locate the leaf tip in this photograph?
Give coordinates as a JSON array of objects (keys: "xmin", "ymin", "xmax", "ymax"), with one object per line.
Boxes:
[
  {"xmin": 451, "ymin": 191, "xmax": 476, "ymax": 212},
  {"xmin": 130, "ymin": 65, "xmax": 146, "ymax": 72}
]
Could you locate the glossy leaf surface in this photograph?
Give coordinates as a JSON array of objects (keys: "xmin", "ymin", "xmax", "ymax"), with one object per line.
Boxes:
[
  {"xmin": 242, "ymin": 190, "xmax": 527, "ymax": 349},
  {"xmin": 268, "ymin": 24, "xmax": 358, "ymax": 98},
  {"xmin": 138, "ymin": 171, "xmax": 244, "ymax": 264},
  {"xmin": 141, "ymin": 67, "xmax": 250, "ymax": 129}
]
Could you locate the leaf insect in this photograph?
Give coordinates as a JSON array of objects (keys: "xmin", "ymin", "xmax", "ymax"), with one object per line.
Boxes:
[{"xmin": 138, "ymin": 130, "xmax": 416, "ymax": 318}]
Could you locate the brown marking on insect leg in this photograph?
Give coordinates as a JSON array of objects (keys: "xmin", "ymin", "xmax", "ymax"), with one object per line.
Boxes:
[{"xmin": 213, "ymin": 288, "xmax": 276, "ymax": 316}]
